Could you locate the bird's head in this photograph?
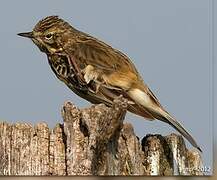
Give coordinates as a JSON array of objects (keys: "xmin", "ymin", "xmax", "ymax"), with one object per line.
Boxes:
[{"xmin": 18, "ymin": 16, "xmax": 74, "ymax": 54}]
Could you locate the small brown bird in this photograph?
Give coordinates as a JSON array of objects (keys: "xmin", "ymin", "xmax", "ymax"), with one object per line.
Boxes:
[{"xmin": 18, "ymin": 16, "xmax": 201, "ymax": 151}]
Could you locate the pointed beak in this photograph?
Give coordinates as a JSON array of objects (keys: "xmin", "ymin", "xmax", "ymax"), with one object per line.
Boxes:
[{"xmin": 17, "ymin": 31, "xmax": 34, "ymax": 39}]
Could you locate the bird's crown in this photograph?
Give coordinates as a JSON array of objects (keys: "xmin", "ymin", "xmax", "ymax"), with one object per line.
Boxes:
[{"xmin": 33, "ymin": 15, "xmax": 70, "ymax": 33}]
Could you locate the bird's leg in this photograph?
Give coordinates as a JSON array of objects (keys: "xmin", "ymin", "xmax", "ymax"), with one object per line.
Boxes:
[
  {"xmin": 87, "ymin": 80, "xmax": 102, "ymax": 94},
  {"xmin": 95, "ymin": 82, "xmax": 101, "ymax": 93}
]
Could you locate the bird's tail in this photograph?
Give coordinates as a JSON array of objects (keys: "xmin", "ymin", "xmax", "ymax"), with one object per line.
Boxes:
[
  {"xmin": 156, "ymin": 108, "xmax": 202, "ymax": 152},
  {"xmin": 128, "ymin": 88, "xmax": 202, "ymax": 152}
]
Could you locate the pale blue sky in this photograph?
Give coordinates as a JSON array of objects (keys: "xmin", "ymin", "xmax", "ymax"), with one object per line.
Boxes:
[{"xmin": 0, "ymin": 0, "xmax": 213, "ymax": 174}]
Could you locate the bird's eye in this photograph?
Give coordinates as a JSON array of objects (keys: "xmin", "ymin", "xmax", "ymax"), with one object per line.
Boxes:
[{"xmin": 45, "ymin": 33, "xmax": 53, "ymax": 40}]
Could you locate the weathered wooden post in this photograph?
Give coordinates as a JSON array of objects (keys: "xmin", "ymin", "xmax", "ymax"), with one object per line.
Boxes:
[{"xmin": 0, "ymin": 97, "xmax": 203, "ymax": 176}]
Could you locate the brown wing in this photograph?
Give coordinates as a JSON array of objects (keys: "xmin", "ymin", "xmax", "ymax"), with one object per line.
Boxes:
[
  {"xmin": 70, "ymin": 37, "xmax": 144, "ymax": 88},
  {"xmin": 73, "ymin": 37, "xmax": 139, "ymax": 74},
  {"xmin": 64, "ymin": 37, "xmax": 159, "ymax": 120}
]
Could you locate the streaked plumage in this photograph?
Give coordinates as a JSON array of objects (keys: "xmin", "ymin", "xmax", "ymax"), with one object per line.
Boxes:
[{"xmin": 18, "ymin": 16, "xmax": 201, "ymax": 152}]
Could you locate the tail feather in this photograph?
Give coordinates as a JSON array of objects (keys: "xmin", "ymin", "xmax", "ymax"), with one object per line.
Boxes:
[
  {"xmin": 127, "ymin": 88, "xmax": 201, "ymax": 152},
  {"xmin": 157, "ymin": 109, "xmax": 202, "ymax": 152}
]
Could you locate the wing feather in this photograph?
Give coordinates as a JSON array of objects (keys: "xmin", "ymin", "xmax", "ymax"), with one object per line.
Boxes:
[{"xmin": 62, "ymin": 37, "xmax": 159, "ymax": 119}]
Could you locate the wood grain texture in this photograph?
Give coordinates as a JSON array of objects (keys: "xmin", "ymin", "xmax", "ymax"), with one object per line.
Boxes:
[{"xmin": 0, "ymin": 97, "xmax": 203, "ymax": 176}]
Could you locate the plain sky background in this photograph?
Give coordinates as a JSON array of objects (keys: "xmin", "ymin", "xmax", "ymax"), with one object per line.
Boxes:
[{"xmin": 0, "ymin": 0, "xmax": 213, "ymax": 174}]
